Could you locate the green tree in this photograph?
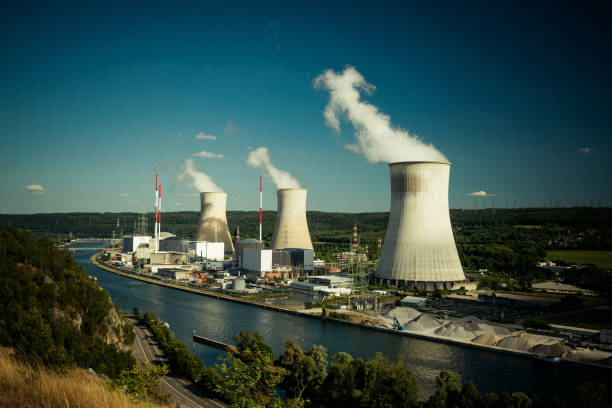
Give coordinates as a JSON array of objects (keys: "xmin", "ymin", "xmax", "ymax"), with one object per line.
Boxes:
[
  {"xmin": 425, "ymin": 370, "xmax": 462, "ymax": 408},
  {"xmin": 111, "ymin": 362, "xmax": 168, "ymax": 402},
  {"xmin": 277, "ymin": 342, "xmax": 328, "ymax": 400},
  {"xmin": 217, "ymin": 330, "xmax": 286, "ymax": 407},
  {"xmin": 570, "ymin": 382, "xmax": 609, "ymax": 408},
  {"xmin": 459, "ymin": 381, "xmax": 482, "ymax": 408}
]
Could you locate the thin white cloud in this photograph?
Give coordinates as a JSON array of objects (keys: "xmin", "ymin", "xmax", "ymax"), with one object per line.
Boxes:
[
  {"xmin": 579, "ymin": 147, "xmax": 593, "ymax": 154},
  {"xmin": 120, "ymin": 193, "xmax": 129, "ymax": 197},
  {"xmin": 468, "ymin": 190, "xmax": 495, "ymax": 197},
  {"xmin": 194, "ymin": 151, "xmax": 224, "ymax": 159},
  {"xmin": 128, "ymin": 200, "xmax": 139, "ymax": 204},
  {"xmin": 174, "ymin": 202, "xmax": 182, "ymax": 206},
  {"xmin": 224, "ymin": 121, "xmax": 236, "ymax": 135},
  {"xmin": 177, "ymin": 193, "xmax": 200, "ymax": 197},
  {"xmin": 195, "ymin": 132, "xmax": 217, "ymax": 140},
  {"xmin": 25, "ymin": 184, "xmax": 47, "ymax": 194}
]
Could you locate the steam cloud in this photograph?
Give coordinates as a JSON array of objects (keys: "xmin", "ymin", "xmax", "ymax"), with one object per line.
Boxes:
[
  {"xmin": 178, "ymin": 158, "xmax": 223, "ymax": 192},
  {"xmin": 246, "ymin": 147, "xmax": 300, "ymax": 189},
  {"xmin": 314, "ymin": 66, "xmax": 448, "ymax": 164}
]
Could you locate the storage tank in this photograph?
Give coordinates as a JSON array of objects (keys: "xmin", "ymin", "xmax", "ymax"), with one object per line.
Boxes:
[
  {"xmin": 194, "ymin": 192, "xmax": 235, "ymax": 255},
  {"xmin": 233, "ymin": 278, "xmax": 246, "ymax": 291},
  {"xmin": 271, "ymin": 188, "xmax": 313, "ymax": 250},
  {"xmin": 375, "ymin": 161, "xmax": 465, "ymax": 289}
]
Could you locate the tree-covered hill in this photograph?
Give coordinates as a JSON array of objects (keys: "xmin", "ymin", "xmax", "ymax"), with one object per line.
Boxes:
[
  {"xmin": 2, "ymin": 207, "xmax": 611, "ymax": 271},
  {"xmin": 0, "ymin": 226, "xmax": 135, "ymax": 377}
]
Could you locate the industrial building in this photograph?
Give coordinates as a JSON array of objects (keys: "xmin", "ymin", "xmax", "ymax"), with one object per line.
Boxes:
[
  {"xmin": 189, "ymin": 241, "xmax": 224, "ymax": 261},
  {"xmin": 271, "ymin": 188, "xmax": 313, "ymax": 250},
  {"xmin": 235, "ymin": 239, "xmax": 264, "ymax": 267},
  {"xmin": 195, "ymin": 192, "xmax": 234, "ymax": 255},
  {"xmin": 240, "ymin": 247, "xmax": 315, "ymax": 280},
  {"xmin": 150, "ymin": 251, "xmax": 189, "ymax": 265},
  {"xmin": 159, "ymin": 236, "xmax": 189, "ymax": 253},
  {"xmin": 158, "ymin": 268, "xmax": 191, "ymax": 280},
  {"xmin": 375, "ymin": 161, "xmax": 465, "ymax": 289},
  {"xmin": 122, "ymin": 235, "xmax": 152, "ymax": 253}
]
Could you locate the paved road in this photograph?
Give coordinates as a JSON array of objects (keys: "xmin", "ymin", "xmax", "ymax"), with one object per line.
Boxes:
[{"xmin": 126, "ymin": 317, "xmax": 225, "ymax": 408}]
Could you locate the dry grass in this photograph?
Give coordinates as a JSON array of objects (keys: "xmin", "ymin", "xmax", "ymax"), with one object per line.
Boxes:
[{"xmin": 0, "ymin": 348, "xmax": 169, "ymax": 408}]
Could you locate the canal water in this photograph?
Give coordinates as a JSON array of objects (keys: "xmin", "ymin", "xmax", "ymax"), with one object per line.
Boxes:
[{"xmin": 72, "ymin": 245, "xmax": 611, "ymax": 399}]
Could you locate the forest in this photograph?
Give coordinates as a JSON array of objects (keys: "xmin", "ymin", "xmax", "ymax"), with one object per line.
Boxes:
[{"xmin": 2, "ymin": 207, "xmax": 611, "ymax": 272}]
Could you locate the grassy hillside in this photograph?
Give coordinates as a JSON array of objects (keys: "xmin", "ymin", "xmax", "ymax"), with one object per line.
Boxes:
[{"xmin": 0, "ymin": 347, "xmax": 164, "ymax": 408}]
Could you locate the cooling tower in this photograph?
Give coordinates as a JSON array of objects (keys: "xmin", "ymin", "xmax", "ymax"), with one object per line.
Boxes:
[
  {"xmin": 375, "ymin": 161, "xmax": 465, "ymax": 289},
  {"xmin": 271, "ymin": 188, "xmax": 313, "ymax": 250},
  {"xmin": 195, "ymin": 192, "xmax": 235, "ymax": 255}
]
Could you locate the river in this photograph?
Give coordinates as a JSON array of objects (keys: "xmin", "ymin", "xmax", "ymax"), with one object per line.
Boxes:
[{"xmin": 71, "ymin": 244, "xmax": 611, "ymax": 399}]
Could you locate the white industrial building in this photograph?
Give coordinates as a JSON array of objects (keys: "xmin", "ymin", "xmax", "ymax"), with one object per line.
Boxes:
[
  {"xmin": 375, "ymin": 161, "xmax": 465, "ymax": 289},
  {"xmin": 242, "ymin": 248, "xmax": 273, "ymax": 273},
  {"xmin": 122, "ymin": 235, "xmax": 152, "ymax": 253},
  {"xmin": 308, "ymin": 275, "xmax": 353, "ymax": 288},
  {"xmin": 189, "ymin": 241, "xmax": 224, "ymax": 261}
]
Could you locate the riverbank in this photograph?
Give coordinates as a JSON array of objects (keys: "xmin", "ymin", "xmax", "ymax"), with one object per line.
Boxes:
[{"xmin": 90, "ymin": 254, "xmax": 611, "ymax": 373}]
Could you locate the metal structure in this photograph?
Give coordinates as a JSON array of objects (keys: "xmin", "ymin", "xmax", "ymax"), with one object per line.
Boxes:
[
  {"xmin": 271, "ymin": 188, "xmax": 313, "ymax": 250},
  {"xmin": 153, "ymin": 175, "xmax": 162, "ymax": 253},
  {"xmin": 375, "ymin": 161, "xmax": 465, "ymax": 289},
  {"xmin": 195, "ymin": 192, "xmax": 235, "ymax": 255},
  {"xmin": 351, "ymin": 224, "xmax": 359, "ymax": 252},
  {"xmin": 259, "ymin": 176, "xmax": 263, "ymax": 242},
  {"xmin": 135, "ymin": 208, "xmax": 148, "ymax": 236}
]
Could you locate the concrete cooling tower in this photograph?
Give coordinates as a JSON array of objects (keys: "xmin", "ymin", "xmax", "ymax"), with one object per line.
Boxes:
[
  {"xmin": 195, "ymin": 192, "xmax": 235, "ymax": 255},
  {"xmin": 271, "ymin": 188, "xmax": 313, "ymax": 250},
  {"xmin": 375, "ymin": 161, "xmax": 465, "ymax": 289}
]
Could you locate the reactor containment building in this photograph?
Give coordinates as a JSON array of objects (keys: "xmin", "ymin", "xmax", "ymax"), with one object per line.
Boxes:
[
  {"xmin": 375, "ymin": 161, "xmax": 465, "ymax": 289},
  {"xmin": 195, "ymin": 192, "xmax": 235, "ymax": 255},
  {"xmin": 271, "ymin": 188, "xmax": 314, "ymax": 250}
]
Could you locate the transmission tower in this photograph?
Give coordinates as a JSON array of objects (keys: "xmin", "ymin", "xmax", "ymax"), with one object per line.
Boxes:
[{"xmin": 135, "ymin": 209, "xmax": 148, "ymax": 236}]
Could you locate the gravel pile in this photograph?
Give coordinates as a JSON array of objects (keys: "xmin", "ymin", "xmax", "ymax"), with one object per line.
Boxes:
[
  {"xmin": 530, "ymin": 343, "xmax": 570, "ymax": 357},
  {"xmin": 384, "ymin": 307, "xmax": 422, "ymax": 325},
  {"xmin": 564, "ymin": 349, "xmax": 612, "ymax": 364},
  {"xmin": 404, "ymin": 314, "xmax": 445, "ymax": 332},
  {"xmin": 471, "ymin": 333, "xmax": 502, "ymax": 346},
  {"xmin": 495, "ymin": 332, "xmax": 559, "ymax": 352}
]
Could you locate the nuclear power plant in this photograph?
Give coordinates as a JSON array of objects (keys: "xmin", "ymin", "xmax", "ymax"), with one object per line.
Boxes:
[
  {"xmin": 195, "ymin": 192, "xmax": 235, "ymax": 255},
  {"xmin": 271, "ymin": 188, "xmax": 313, "ymax": 250},
  {"xmin": 375, "ymin": 161, "xmax": 465, "ymax": 289}
]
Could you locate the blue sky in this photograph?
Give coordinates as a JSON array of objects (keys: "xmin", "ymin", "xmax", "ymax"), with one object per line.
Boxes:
[{"xmin": 1, "ymin": 1, "xmax": 610, "ymax": 214}]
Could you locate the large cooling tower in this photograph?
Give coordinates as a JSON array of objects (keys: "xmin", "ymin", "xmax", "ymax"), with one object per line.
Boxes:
[
  {"xmin": 271, "ymin": 188, "xmax": 313, "ymax": 250},
  {"xmin": 375, "ymin": 161, "xmax": 465, "ymax": 289},
  {"xmin": 194, "ymin": 192, "xmax": 235, "ymax": 255}
]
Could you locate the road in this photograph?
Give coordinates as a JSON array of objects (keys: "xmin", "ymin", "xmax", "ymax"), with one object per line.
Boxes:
[{"xmin": 126, "ymin": 317, "xmax": 225, "ymax": 408}]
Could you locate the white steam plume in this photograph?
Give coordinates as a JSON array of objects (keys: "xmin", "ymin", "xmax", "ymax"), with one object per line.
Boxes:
[
  {"xmin": 246, "ymin": 147, "xmax": 300, "ymax": 189},
  {"xmin": 314, "ymin": 66, "xmax": 448, "ymax": 163},
  {"xmin": 178, "ymin": 158, "xmax": 223, "ymax": 192}
]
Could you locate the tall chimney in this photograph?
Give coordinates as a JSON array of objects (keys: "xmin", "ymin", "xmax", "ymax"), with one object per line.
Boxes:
[
  {"xmin": 375, "ymin": 161, "xmax": 464, "ymax": 289},
  {"xmin": 195, "ymin": 192, "xmax": 235, "ymax": 255},
  {"xmin": 271, "ymin": 188, "xmax": 313, "ymax": 250}
]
